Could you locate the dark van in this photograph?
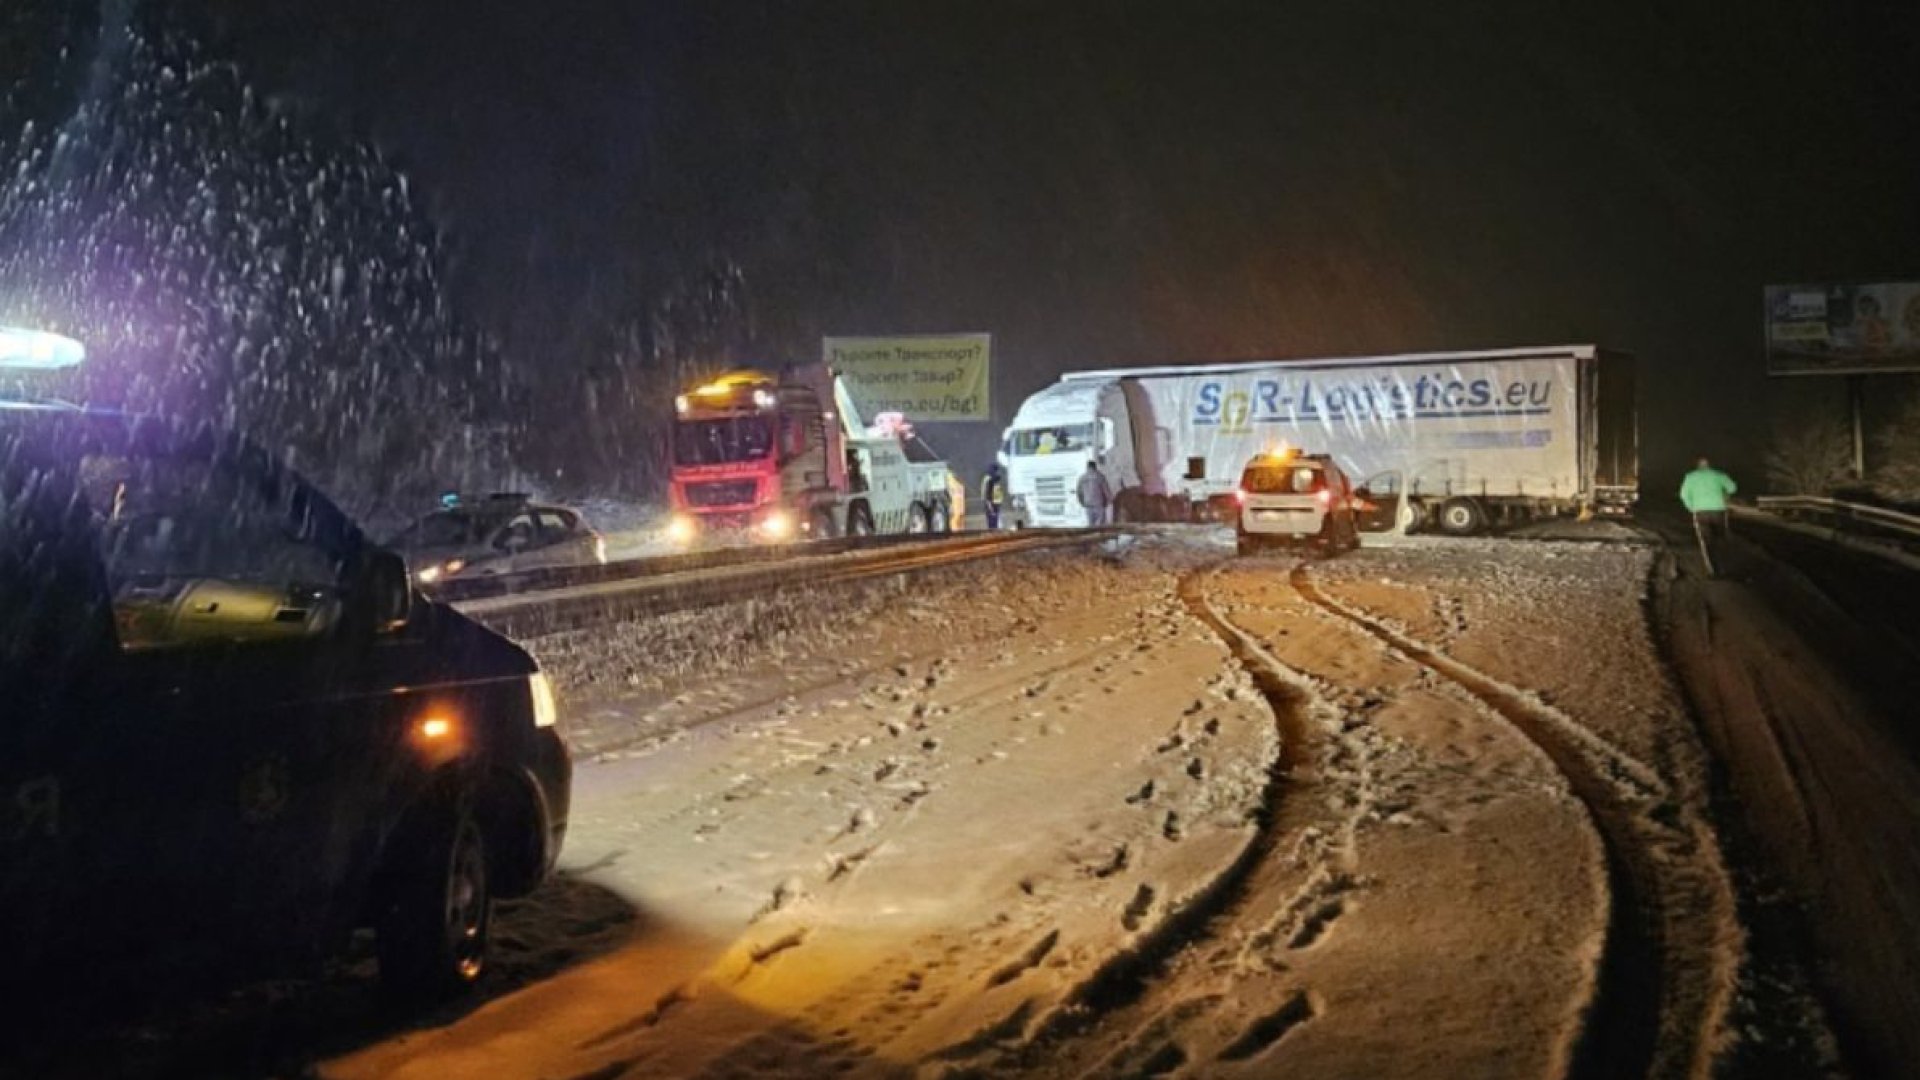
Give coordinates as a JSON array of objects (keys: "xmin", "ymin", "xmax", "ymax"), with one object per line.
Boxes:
[{"xmin": 0, "ymin": 402, "xmax": 569, "ymax": 1004}]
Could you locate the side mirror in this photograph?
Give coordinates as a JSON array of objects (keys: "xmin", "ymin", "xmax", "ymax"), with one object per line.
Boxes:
[{"xmin": 352, "ymin": 548, "xmax": 412, "ymax": 636}]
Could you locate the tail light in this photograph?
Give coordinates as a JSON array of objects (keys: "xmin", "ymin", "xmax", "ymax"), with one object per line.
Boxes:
[
  {"xmin": 1316, "ymin": 489, "xmax": 1333, "ymax": 506},
  {"xmin": 1234, "ymin": 489, "xmax": 1248, "ymax": 505}
]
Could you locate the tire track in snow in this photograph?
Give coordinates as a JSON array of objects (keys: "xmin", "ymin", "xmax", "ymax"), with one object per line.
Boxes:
[
  {"xmin": 1292, "ymin": 563, "xmax": 1729, "ymax": 1080},
  {"xmin": 982, "ymin": 560, "xmax": 1324, "ymax": 1072}
]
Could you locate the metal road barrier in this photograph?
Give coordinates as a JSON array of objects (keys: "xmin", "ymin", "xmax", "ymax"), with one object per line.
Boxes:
[
  {"xmin": 1745, "ymin": 496, "xmax": 1920, "ymax": 548},
  {"xmin": 449, "ymin": 528, "xmax": 1118, "ymax": 637},
  {"xmin": 427, "ymin": 529, "xmax": 972, "ymax": 604}
]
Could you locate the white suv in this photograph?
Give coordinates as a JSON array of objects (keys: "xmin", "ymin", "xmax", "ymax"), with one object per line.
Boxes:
[{"xmin": 1235, "ymin": 451, "xmax": 1361, "ymax": 556}]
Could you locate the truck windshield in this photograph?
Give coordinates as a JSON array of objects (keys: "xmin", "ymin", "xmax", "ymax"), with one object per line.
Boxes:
[
  {"xmin": 1008, "ymin": 424, "xmax": 1096, "ymax": 456},
  {"xmin": 675, "ymin": 417, "xmax": 773, "ymax": 466}
]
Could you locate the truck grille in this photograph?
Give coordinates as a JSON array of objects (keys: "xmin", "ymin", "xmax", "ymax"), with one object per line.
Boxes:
[
  {"xmin": 1035, "ymin": 475, "xmax": 1068, "ymax": 516},
  {"xmin": 685, "ymin": 479, "xmax": 757, "ymax": 508}
]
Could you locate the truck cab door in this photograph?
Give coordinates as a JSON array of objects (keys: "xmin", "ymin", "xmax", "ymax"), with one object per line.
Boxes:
[{"xmin": 1354, "ymin": 470, "xmax": 1403, "ymax": 533}]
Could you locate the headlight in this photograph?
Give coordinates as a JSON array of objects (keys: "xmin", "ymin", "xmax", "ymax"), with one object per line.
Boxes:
[
  {"xmin": 415, "ymin": 557, "xmax": 465, "ymax": 584},
  {"xmin": 758, "ymin": 509, "xmax": 794, "ymax": 540},
  {"xmin": 529, "ymin": 671, "xmax": 559, "ymax": 729},
  {"xmin": 666, "ymin": 515, "xmax": 697, "ymax": 545}
]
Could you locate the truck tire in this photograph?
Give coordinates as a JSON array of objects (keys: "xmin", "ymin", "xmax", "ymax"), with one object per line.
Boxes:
[
  {"xmin": 809, "ymin": 507, "xmax": 838, "ymax": 539},
  {"xmin": 1438, "ymin": 497, "xmax": 1485, "ymax": 536},
  {"xmin": 1237, "ymin": 534, "xmax": 1258, "ymax": 557},
  {"xmin": 906, "ymin": 502, "xmax": 929, "ymax": 534},
  {"xmin": 376, "ymin": 799, "xmax": 492, "ymax": 1003},
  {"xmin": 847, "ymin": 503, "xmax": 875, "ymax": 537},
  {"xmin": 928, "ymin": 499, "xmax": 950, "ymax": 534}
]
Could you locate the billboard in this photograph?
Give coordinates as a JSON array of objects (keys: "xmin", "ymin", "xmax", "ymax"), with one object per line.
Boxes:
[
  {"xmin": 823, "ymin": 333, "xmax": 991, "ymax": 422},
  {"xmin": 1765, "ymin": 282, "xmax": 1920, "ymax": 376}
]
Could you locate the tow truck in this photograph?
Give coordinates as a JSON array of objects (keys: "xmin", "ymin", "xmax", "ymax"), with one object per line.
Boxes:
[
  {"xmin": 666, "ymin": 365, "xmax": 956, "ymax": 544},
  {"xmin": 0, "ymin": 328, "xmax": 569, "ymax": 1006}
]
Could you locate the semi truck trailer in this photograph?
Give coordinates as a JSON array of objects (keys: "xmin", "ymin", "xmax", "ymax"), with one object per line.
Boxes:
[{"xmin": 1000, "ymin": 345, "xmax": 1635, "ymax": 535}]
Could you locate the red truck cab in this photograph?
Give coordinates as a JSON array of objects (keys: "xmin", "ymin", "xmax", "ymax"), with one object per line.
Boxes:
[{"xmin": 667, "ymin": 368, "xmax": 847, "ymax": 544}]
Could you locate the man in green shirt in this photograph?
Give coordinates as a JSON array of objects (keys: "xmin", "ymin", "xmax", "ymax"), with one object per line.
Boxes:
[{"xmin": 1679, "ymin": 457, "xmax": 1737, "ymax": 576}]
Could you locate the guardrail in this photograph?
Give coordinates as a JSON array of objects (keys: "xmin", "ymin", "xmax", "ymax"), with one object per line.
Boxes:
[
  {"xmin": 429, "ymin": 528, "xmax": 987, "ymax": 604},
  {"xmin": 450, "ymin": 528, "xmax": 1116, "ymax": 637},
  {"xmin": 1745, "ymin": 495, "xmax": 1920, "ymax": 546}
]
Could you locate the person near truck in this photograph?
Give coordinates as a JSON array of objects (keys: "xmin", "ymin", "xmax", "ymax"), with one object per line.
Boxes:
[
  {"xmin": 981, "ymin": 463, "xmax": 1007, "ymax": 530},
  {"xmin": 1679, "ymin": 456, "xmax": 1737, "ymax": 576},
  {"xmin": 1078, "ymin": 460, "xmax": 1113, "ymax": 526}
]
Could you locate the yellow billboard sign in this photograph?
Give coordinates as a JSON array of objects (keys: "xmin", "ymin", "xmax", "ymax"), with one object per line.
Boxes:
[{"xmin": 823, "ymin": 334, "xmax": 991, "ymax": 422}]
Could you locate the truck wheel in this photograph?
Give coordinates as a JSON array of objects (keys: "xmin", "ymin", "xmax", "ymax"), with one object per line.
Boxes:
[
  {"xmin": 847, "ymin": 504, "xmax": 875, "ymax": 537},
  {"xmin": 1237, "ymin": 535, "xmax": 1257, "ymax": 557},
  {"xmin": 809, "ymin": 508, "xmax": 838, "ymax": 539},
  {"xmin": 377, "ymin": 801, "xmax": 492, "ymax": 1003},
  {"xmin": 1438, "ymin": 498, "xmax": 1485, "ymax": 536},
  {"xmin": 906, "ymin": 503, "xmax": 929, "ymax": 534},
  {"xmin": 928, "ymin": 500, "xmax": 950, "ymax": 534}
]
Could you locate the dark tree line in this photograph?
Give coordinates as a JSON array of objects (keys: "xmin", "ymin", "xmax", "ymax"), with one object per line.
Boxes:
[{"xmin": 0, "ymin": 1, "xmax": 515, "ymax": 519}]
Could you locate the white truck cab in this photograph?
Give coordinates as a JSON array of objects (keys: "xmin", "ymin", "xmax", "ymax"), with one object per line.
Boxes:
[{"xmin": 999, "ymin": 381, "xmax": 1124, "ymax": 527}]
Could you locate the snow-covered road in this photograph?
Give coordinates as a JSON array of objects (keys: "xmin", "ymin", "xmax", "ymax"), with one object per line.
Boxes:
[
  {"xmin": 317, "ymin": 529, "xmax": 1814, "ymax": 1080},
  {"xmin": 17, "ymin": 527, "xmax": 1869, "ymax": 1079}
]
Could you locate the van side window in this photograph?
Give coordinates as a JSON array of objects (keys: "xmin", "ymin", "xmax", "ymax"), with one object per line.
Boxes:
[{"xmin": 82, "ymin": 452, "xmax": 345, "ymax": 651}]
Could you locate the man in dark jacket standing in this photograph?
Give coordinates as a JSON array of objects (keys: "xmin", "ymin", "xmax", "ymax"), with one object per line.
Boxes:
[{"xmin": 1077, "ymin": 460, "xmax": 1113, "ymax": 526}]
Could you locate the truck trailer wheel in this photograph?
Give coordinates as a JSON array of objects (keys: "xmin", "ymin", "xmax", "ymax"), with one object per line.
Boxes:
[{"xmin": 1438, "ymin": 497, "xmax": 1485, "ymax": 536}]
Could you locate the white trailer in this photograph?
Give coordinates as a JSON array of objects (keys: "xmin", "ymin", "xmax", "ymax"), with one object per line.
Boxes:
[{"xmin": 1000, "ymin": 345, "xmax": 1636, "ymax": 535}]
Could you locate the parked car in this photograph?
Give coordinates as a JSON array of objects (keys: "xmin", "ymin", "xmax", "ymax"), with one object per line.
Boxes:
[
  {"xmin": 1, "ymin": 401, "xmax": 570, "ymax": 1003},
  {"xmin": 1235, "ymin": 449, "xmax": 1362, "ymax": 556},
  {"xmin": 388, "ymin": 493, "xmax": 607, "ymax": 586}
]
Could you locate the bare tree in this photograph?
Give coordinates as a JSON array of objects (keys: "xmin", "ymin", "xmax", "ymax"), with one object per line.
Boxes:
[
  {"xmin": 1871, "ymin": 391, "xmax": 1920, "ymax": 503},
  {"xmin": 1763, "ymin": 412, "xmax": 1855, "ymax": 495}
]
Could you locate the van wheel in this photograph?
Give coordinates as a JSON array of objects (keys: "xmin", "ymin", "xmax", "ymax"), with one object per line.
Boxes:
[
  {"xmin": 1438, "ymin": 498, "xmax": 1485, "ymax": 536},
  {"xmin": 377, "ymin": 803, "xmax": 492, "ymax": 1003},
  {"xmin": 847, "ymin": 504, "xmax": 875, "ymax": 537}
]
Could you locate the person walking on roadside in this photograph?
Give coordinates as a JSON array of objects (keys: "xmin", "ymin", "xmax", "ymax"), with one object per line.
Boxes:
[
  {"xmin": 981, "ymin": 463, "xmax": 1007, "ymax": 530},
  {"xmin": 1077, "ymin": 459, "xmax": 1114, "ymax": 526},
  {"xmin": 1680, "ymin": 456, "xmax": 1737, "ymax": 577}
]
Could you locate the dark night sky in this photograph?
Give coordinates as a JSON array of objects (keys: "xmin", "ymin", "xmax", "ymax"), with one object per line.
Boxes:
[{"xmin": 197, "ymin": 0, "xmax": 1920, "ymax": 482}]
